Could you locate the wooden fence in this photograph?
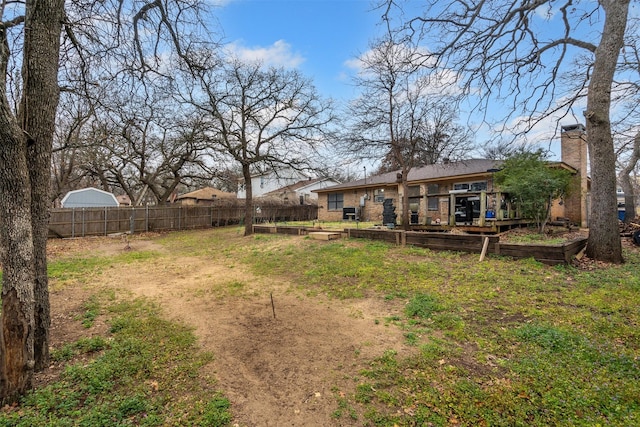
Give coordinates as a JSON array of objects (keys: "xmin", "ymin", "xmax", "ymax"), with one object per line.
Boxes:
[{"xmin": 48, "ymin": 204, "xmax": 318, "ymax": 238}]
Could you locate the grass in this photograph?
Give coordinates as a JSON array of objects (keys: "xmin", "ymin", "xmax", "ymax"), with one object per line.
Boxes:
[
  {"xmin": 47, "ymin": 250, "xmax": 160, "ymax": 289},
  {"xmin": 216, "ymin": 227, "xmax": 639, "ymax": 426},
  {"xmin": 160, "ymin": 227, "xmax": 640, "ymax": 426},
  {"xmin": 0, "ymin": 294, "xmax": 230, "ymax": 427},
  {"xmin": 1, "ymin": 226, "xmax": 638, "ymax": 426}
]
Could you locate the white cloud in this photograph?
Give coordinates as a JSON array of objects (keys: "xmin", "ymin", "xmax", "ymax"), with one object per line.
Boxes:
[
  {"xmin": 343, "ymin": 57, "xmax": 363, "ymax": 72},
  {"xmin": 534, "ymin": 3, "xmax": 558, "ymax": 20},
  {"xmin": 225, "ymin": 39, "xmax": 305, "ymax": 68}
]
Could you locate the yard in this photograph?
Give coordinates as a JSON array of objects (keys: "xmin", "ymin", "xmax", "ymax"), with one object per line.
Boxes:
[{"xmin": 1, "ymin": 226, "xmax": 639, "ymax": 426}]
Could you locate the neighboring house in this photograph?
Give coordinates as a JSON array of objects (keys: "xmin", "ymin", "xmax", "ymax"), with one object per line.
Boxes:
[
  {"xmin": 61, "ymin": 188, "xmax": 120, "ymax": 208},
  {"xmin": 116, "ymin": 194, "xmax": 132, "ymax": 207},
  {"xmin": 315, "ymin": 125, "xmax": 589, "ymax": 229},
  {"xmin": 236, "ymin": 168, "xmax": 311, "ymax": 199},
  {"xmin": 261, "ymin": 177, "xmax": 341, "ymax": 205},
  {"xmin": 175, "ymin": 187, "xmax": 236, "ymax": 206}
]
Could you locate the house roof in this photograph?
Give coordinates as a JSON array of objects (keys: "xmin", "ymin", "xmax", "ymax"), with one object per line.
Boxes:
[
  {"xmin": 116, "ymin": 194, "xmax": 131, "ymax": 205},
  {"xmin": 315, "ymin": 159, "xmax": 505, "ymax": 193},
  {"xmin": 262, "ymin": 177, "xmax": 337, "ymax": 197},
  {"xmin": 177, "ymin": 187, "xmax": 236, "ymax": 201},
  {"xmin": 61, "ymin": 187, "xmax": 120, "ymax": 208}
]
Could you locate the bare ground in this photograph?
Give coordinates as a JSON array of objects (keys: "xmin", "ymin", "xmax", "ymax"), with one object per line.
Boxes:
[{"xmin": 40, "ymin": 234, "xmax": 413, "ymax": 427}]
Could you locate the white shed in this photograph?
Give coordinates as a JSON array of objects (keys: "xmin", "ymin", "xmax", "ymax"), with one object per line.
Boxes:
[{"xmin": 61, "ymin": 188, "xmax": 120, "ymax": 208}]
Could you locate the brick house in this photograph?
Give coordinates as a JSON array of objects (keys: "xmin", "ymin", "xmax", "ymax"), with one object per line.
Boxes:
[
  {"xmin": 175, "ymin": 187, "xmax": 236, "ymax": 206},
  {"xmin": 315, "ymin": 125, "xmax": 589, "ymax": 230}
]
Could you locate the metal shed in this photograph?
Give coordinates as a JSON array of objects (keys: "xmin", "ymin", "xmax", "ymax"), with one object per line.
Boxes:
[{"xmin": 61, "ymin": 188, "xmax": 120, "ymax": 208}]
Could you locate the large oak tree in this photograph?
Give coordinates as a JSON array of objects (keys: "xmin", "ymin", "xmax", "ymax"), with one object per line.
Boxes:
[
  {"xmin": 384, "ymin": 0, "xmax": 634, "ymax": 262},
  {"xmin": 1, "ymin": 0, "xmax": 212, "ymax": 402},
  {"xmin": 184, "ymin": 58, "xmax": 335, "ymax": 236},
  {"xmin": 347, "ymin": 34, "xmax": 472, "ymax": 229}
]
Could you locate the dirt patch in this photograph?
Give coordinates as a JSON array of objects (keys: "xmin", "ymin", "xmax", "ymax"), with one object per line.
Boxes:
[{"xmin": 41, "ymin": 235, "xmax": 412, "ymax": 426}]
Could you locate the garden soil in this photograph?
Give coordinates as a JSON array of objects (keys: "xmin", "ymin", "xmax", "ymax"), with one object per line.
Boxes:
[{"xmin": 39, "ymin": 234, "xmax": 413, "ymax": 427}]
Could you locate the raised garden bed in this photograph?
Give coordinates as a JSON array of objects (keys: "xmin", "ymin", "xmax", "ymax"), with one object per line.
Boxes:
[{"xmin": 253, "ymin": 225, "xmax": 588, "ymax": 265}]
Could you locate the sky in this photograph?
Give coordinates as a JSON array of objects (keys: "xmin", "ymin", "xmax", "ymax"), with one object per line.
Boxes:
[
  {"xmin": 210, "ymin": 0, "xmax": 572, "ymax": 161},
  {"xmin": 208, "ymin": 0, "xmax": 634, "ymax": 164},
  {"xmin": 212, "ymin": 0, "xmax": 388, "ymax": 102}
]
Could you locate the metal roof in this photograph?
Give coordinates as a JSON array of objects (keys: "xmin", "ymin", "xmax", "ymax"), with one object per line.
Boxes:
[{"xmin": 61, "ymin": 188, "xmax": 120, "ymax": 208}]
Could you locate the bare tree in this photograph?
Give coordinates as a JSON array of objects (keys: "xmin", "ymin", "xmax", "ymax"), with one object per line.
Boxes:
[
  {"xmin": 1, "ymin": 0, "xmax": 213, "ymax": 401},
  {"xmin": 614, "ymin": 19, "xmax": 640, "ymax": 223},
  {"xmin": 480, "ymin": 139, "xmax": 521, "ymax": 160},
  {"xmin": 78, "ymin": 87, "xmax": 215, "ymax": 205},
  {"xmin": 383, "ymin": 0, "xmax": 633, "ymax": 263},
  {"xmin": 347, "ymin": 34, "xmax": 472, "ymax": 229},
  {"xmin": 617, "ymin": 131, "xmax": 640, "ymax": 222},
  {"xmin": 377, "ymin": 98, "xmax": 473, "ymax": 172},
  {"xmin": 51, "ymin": 93, "xmax": 97, "ymax": 204},
  {"xmin": 1, "ymin": 0, "xmax": 64, "ymax": 401},
  {"xmin": 185, "ymin": 58, "xmax": 336, "ymax": 235}
]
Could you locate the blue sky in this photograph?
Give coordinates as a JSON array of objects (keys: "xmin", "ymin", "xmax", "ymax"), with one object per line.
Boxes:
[
  {"xmin": 213, "ymin": 0, "xmax": 387, "ymax": 102},
  {"xmin": 209, "ymin": 0, "xmax": 629, "ymax": 162},
  {"xmin": 210, "ymin": 0, "xmax": 570, "ymax": 160}
]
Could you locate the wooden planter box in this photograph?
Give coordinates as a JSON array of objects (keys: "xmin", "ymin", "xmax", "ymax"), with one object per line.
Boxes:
[
  {"xmin": 258, "ymin": 226, "xmax": 587, "ymax": 265},
  {"xmin": 252, "ymin": 225, "xmax": 310, "ymax": 235},
  {"xmin": 496, "ymin": 238, "xmax": 588, "ymax": 265}
]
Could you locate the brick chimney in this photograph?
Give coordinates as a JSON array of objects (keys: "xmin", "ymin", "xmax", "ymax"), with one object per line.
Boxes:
[{"xmin": 560, "ymin": 124, "xmax": 589, "ymax": 228}]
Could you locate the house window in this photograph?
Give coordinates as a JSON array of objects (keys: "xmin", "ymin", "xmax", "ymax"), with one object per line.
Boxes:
[
  {"xmin": 328, "ymin": 193, "xmax": 344, "ymax": 210},
  {"xmin": 454, "ymin": 181, "xmax": 487, "ymax": 192},
  {"xmin": 408, "ymin": 185, "xmax": 421, "ymax": 214},
  {"xmin": 374, "ymin": 189, "xmax": 385, "ymax": 203},
  {"xmin": 426, "ymin": 184, "xmax": 439, "ymax": 211},
  {"xmin": 408, "ymin": 186, "xmax": 421, "ymax": 197},
  {"xmin": 470, "ymin": 181, "xmax": 487, "ymax": 191}
]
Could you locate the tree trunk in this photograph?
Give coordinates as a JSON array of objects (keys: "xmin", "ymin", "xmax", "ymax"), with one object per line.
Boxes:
[
  {"xmin": 19, "ymin": 0, "xmax": 65, "ymax": 371},
  {"xmin": 400, "ymin": 175, "xmax": 410, "ymax": 231},
  {"xmin": 0, "ymin": 102, "xmax": 36, "ymax": 404},
  {"xmin": 243, "ymin": 165, "xmax": 254, "ymax": 236},
  {"xmin": 584, "ymin": 0, "xmax": 629, "ymax": 263}
]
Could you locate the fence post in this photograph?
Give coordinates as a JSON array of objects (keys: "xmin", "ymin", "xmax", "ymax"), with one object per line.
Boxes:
[
  {"xmin": 104, "ymin": 207, "xmax": 108, "ymax": 235},
  {"xmin": 146, "ymin": 204, "xmax": 149, "ymax": 232},
  {"xmin": 130, "ymin": 207, "xmax": 135, "ymax": 234},
  {"xmin": 71, "ymin": 208, "xmax": 75, "ymax": 238},
  {"xmin": 82, "ymin": 208, "xmax": 86, "ymax": 237}
]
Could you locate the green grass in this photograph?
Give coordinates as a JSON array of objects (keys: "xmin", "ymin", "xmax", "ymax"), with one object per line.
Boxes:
[
  {"xmin": 223, "ymin": 228, "xmax": 640, "ymax": 426},
  {"xmin": 0, "ymin": 295, "xmax": 230, "ymax": 427},
  {"xmin": 47, "ymin": 250, "xmax": 160, "ymax": 288},
  {"xmin": 1, "ymin": 227, "xmax": 638, "ymax": 426}
]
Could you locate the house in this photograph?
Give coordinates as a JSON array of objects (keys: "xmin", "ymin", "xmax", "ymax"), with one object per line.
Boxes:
[
  {"xmin": 116, "ymin": 194, "xmax": 132, "ymax": 207},
  {"xmin": 175, "ymin": 187, "xmax": 236, "ymax": 206},
  {"xmin": 314, "ymin": 159, "xmax": 509, "ymax": 227},
  {"xmin": 549, "ymin": 124, "xmax": 590, "ymax": 228},
  {"xmin": 236, "ymin": 168, "xmax": 311, "ymax": 199},
  {"xmin": 315, "ymin": 125, "xmax": 589, "ymax": 230},
  {"xmin": 61, "ymin": 188, "xmax": 120, "ymax": 208},
  {"xmin": 261, "ymin": 177, "xmax": 341, "ymax": 205}
]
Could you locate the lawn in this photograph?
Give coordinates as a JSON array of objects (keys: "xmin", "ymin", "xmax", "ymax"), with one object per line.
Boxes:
[{"xmin": 0, "ymin": 226, "xmax": 638, "ymax": 426}]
